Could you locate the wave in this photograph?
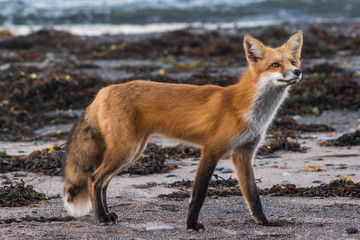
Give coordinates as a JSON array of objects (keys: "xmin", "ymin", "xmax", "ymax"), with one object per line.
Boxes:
[{"xmin": 0, "ymin": 0, "xmax": 356, "ymax": 26}]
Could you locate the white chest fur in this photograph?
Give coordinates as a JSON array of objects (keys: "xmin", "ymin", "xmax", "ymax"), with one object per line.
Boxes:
[{"xmin": 231, "ymin": 79, "xmax": 290, "ymax": 148}]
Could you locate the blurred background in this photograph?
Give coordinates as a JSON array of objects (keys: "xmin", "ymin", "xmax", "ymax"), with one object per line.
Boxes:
[{"xmin": 1, "ymin": 0, "xmax": 359, "ymax": 35}]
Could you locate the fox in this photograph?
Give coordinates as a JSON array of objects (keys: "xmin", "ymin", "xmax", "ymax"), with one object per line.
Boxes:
[{"xmin": 63, "ymin": 31, "xmax": 303, "ymax": 231}]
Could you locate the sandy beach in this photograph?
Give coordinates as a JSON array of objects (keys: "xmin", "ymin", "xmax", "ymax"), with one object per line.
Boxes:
[{"xmin": 1, "ymin": 20, "xmax": 360, "ymax": 239}]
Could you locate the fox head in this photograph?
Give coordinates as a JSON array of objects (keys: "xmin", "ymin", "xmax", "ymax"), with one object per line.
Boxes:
[{"xmin": 243, "ymin": 31, "xmax": 303, "ymax": 87}]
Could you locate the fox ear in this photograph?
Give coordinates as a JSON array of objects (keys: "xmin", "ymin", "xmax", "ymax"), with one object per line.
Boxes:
[
  {"xmin": 243, "ymin": 35, "xmax": 266, "ymax": 63},
  {"xmin": 285, "ymin": 30, "xmax": 303, "ymax": 58}
]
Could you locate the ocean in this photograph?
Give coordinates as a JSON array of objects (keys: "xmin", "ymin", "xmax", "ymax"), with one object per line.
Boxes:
[{"xmin": 0, "ymin": 0, "xmax": 358, "ymax": 35}]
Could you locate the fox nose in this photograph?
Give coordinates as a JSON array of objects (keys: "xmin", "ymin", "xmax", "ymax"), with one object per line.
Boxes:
[{"xmin": 293, "ymin": 69, "xmax": 301, "ymax": 76}]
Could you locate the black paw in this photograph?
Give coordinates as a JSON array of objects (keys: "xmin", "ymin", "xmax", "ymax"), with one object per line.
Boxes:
[
  {"xmin": 98, "ymin": 212, "xmax": 118, "ymax": 225},
  {"xmin": 187, "ymin": 223, "xmax": 205, "ymax": 232},
  {"xmin": 255, "ymin": 217, "xmax": 270, "ymax": 226}
]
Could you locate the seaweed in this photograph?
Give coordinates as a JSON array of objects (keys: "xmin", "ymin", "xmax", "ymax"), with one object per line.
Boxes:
[{"xmin": 0, "ymin": 180, "xmax": 46, "ymax": 207}]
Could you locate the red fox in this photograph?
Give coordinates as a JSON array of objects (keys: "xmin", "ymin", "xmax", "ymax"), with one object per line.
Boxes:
[{"xmin": 63, "ymin": 31, "xmax": 303, "ymax": 231}]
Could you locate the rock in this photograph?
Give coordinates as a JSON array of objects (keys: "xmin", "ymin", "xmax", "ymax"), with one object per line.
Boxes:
[
  {"xmin": 221, "ymin": 168, "xmax": 233, "ymax": 173},
  {"xmin": 146, "ymin": 226, "xmax": 175, "ymax": 231},
  {"xmin": 345, "ymin": 226, "xmax": 358, "ymax": 234},
  {"xmin": 165, "ymin": 174, "xmax": 177, "ymax": 178},
  {"xmin": 216, "ymin": 167, "xmax": 224, "ymax": 171},
  {"xmin": 263, "ymin": 155, "xmax": 282, "ymax": 159},
  {"xmin": 191, "ymin": 163, "xmax": 198, "ymax": 166},
  {"xmin": 312, "ymin": 180, "xmax": 323, "ymax": 183}
]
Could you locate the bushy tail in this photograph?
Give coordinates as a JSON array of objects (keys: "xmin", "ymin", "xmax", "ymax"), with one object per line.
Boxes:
[{"xmin": 63, "ymin": 111, "xmax": 105, "ymax": 217}]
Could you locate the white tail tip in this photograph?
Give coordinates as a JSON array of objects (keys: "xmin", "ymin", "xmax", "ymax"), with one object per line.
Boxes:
[{"xmin": 63, "ymin": 194, "xmax": 92, "ymax": 217}]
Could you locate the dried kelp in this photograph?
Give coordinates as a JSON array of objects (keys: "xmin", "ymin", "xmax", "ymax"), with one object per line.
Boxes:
[
  {"xmin": 162, "ymin": 177, "xmax": 360, "ymax": 199},
  {"xmin": 0, "ymin": 180, "xmax": 46, "ymax": 207}
]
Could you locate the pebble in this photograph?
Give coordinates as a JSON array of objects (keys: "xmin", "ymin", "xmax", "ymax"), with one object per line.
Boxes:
[
  {"xmin": 304, "ymin": 160, "xmax": 309, "ymax": 163},
  {"xmin": 312, "ymin": 180, "xmax": 322, "ymax": 184},
  {"xmin": 146, "ymin": 226, "xmax": 175, "ymax": 231},
  {"xmin": 263, "ymin": 155, "xmax": 282, "ymax": 159},
  {"xmin": 221, "ymin": 168, "xmax": 234, "ymax": 173},
  {"xmin": 165, "ymin": 174, "xmax": 177, "ymax": 178},
  {"xmin": 282, "ymin": 180, "xmax": 291, "ymax": 184},
  {"xmin": 289, "ymin": 169, "xmax": 300, "ymax": 173},
  {"xmin": 345, "ymin": 226, "xmax": 358, "ymax": 234},
  {"xmin": 336, "ymin": 166, "xmax": 348, "ymax": 169},
  {"xmin": 31, "ymin": 210, "xmax": 37, "ymax": 214},
  {"xmin": 159, "ymin": 184, "xmax": 166, "ymax": 188},
  {"xmin": 253, "ymin": 164, "xmax": 257, "ymax": 167},
  {"xmin": 191, "ymin": 163, "xmax": 198, "ymax": 166},
  {"xmin": 148, "ymin": 181, "xmax": 158, "ymax": 184},
  {"xmin": 264, "ymin": 160, "xmax": 273, "ymax": 165},
  {"xmin": 282, "ymin": 172, "xmax": 291, "ymax": 176},
  {"xmin": 192, "ymin": 158, "xmax": 200, "ymax": 161},
  {"xmin": 314, "ymin": 209, "xmax": 323, "ymax": 213},
  {"xmin": 318, "ymin": 136, "xmax": 338, "ymax": 141},
  {"xmin": 347, "ymin": 174, "xmax": 356, "ymax": 176},
  {"xmin": 255, "ymin": 156, "xmax": 263, "ymax": 159},
  {"xmin": 164, "ymin": 159, "xmax": 177, "ymax": 163},
  {"xmin": 216, "ymin": 167, "xmax": 224, "ymax": 171},
  {"xmin": 325, "ymin": 163, "xmax": 334, "ymax": 166}
]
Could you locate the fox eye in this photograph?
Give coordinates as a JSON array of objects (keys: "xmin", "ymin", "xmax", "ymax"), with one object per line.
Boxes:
[
  {"xmin": 271, "ymin": 62, "xmax": 280, "ymax": 68},
  {"xmin": 291, "ymin": 60, "xmax": 296, "ymax": 66}
]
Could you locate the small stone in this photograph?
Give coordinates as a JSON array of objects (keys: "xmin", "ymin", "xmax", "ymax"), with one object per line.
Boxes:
[
  {"xmin": 347, "ymin": 174, "xmax": 356, "ymax": 176},
  {"xmin": 312, "ymin": 180, "xmax": 322, "ymax": 183},
  {"xmin": 164, "ymin": 159, "xmax": 177, "ymax": 163},
  {"xmin": 282, "ymin": 180, "xmax": 291, "ymax": 184},
  {"xmin": 253, "ymin": 164, "xmax": 257, "ymax": 167},
  {"xmin": 192, "ymin": 158, "xmax": 200, "ymax": 161},
  {"xmin": 221, "ymin": 168, "xmax": 234, "ymax": 173},
  {"xmin": 31, "ymin": 210, "xmax": 37, "ymax": 214},
  {"xmin": 336, "ymin": 165, "xmax": 348, "ymax": 169},
  {"xmin": 345, "ymin": 226, "xmax": 358, "ymax": 234},
  {"xmin": 191, "ymin": 163, "xmax": 198, "ymax": 166},
  {"xmin": 325, "ymin": 163, "xmax": 334, "ymax": 166},
  {"xmin": 289, "ymin": 169, "xmax": 300, "ymax": 173},
  {"xmin": 216, "ymin": 167, "xmax": 224, "ymax": 171},
  {"xmin": 165, "ymin": 174, "xmax": 177, "ymax": 178},
  {"xmin": 146, "ymin": 226, "xmax": 175, "ymax": 231},
  {"xmin": 159, "ymin": 184, "xmax": 166, "ymax": 188},
  {"xmin": 304, "ymin": 160, "xmax": 309, "ymax": 163},
  {"xmin": 282, "ymin": 172, "xmax": 291, "ymax": 176},
  {"xmin": 314, "ymin": 209, "xmax": 323, "ymax": 213},
  {"xmin": 263, "ymin": 155, "xmax": 281, "ymax": 159}
]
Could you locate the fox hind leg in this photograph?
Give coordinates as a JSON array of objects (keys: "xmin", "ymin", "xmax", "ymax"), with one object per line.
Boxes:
[{"xmin": 101, "ymin": 136, "xmax": 149, "ymax": 217}]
